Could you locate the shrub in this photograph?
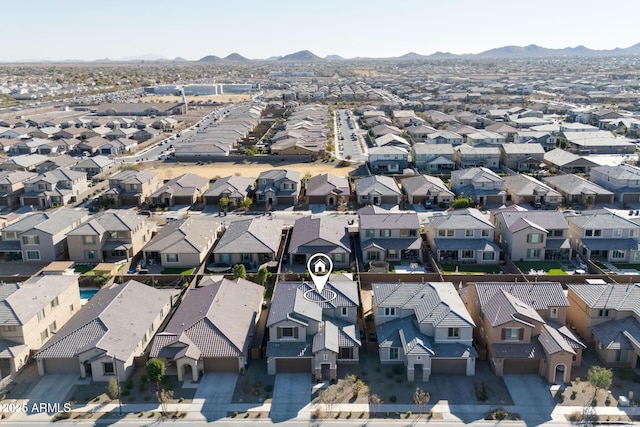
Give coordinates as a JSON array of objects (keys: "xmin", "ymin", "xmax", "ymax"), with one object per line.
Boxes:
[
  {"xmin": 264, "ymin": 384, "xmax": 273, "ymax": 392},
  {"xmin": 140, "ymin": 374, "xmax": 148, "ymax": 384},
  {"xmin": 124, "ymin": 378, "xmax": 134, "ymax": 390},
  {"xmin": 406, "ymin": 411, "xmax": 412, "ymax": 418},
  {"xmin": 139, "ymin": 383, "xmax": 146, "ymax": 392},
  {"xmin": 389, "ymin": 395, "xmax": 397, "ymax": 403},
  {"xmin": 475, "ymin": 382, "xmax": 489, "ymax": 401},
  {"xmin": 568, "ymin": 411, "xmax": 582, "ymax": 421},
  {"xmin": 121, "ymin": 389, "xmax": 130, "ymax": 397},
  {"xmin": 619, "ymin": 366, "xmax": 632, "ymax": 380},
  {"xmin": 392, "ymin": 365, "xmax": 404, "ymax": 375}
]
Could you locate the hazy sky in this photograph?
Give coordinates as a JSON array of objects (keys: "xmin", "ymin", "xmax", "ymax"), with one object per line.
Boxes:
[{"xmin": 2, "ymin": 0, "xmax": 639, "ymax": 61}]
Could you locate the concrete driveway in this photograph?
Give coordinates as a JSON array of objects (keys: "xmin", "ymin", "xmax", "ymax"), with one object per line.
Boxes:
[
  {"xmin": 270, "ymin": 373, "xmax": 312, "ymax": 422},
  {"xmin": 10, "ymin": 374, "xmax": 78, "ymax": 421},
  {"xmin": 193, "ymin": 373, "xmax": 238, "ymax": 421},
  {"xmin": 503, "ymin": 374, "xmax": 555, "ymax": 425}
]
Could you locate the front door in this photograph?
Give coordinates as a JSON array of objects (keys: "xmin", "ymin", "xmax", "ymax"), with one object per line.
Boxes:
[{"xmin": 321, "ymin": 363, "xmax": 330, "ymax": 381}]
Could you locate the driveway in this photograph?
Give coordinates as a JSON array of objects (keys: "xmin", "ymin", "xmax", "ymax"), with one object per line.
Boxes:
[
  {"xmin": 193, "ymin": 373, "xmax": 238, "ymax": 421},
  {"xmin": 270, "ymin": 373, "xmax": 311, "ymax": 422},
  {"xmin": 9, "ymin": 374, "xmax": 78, "ymax": 421},
  {"xmin": 503, "ymin": 374, "xmax": 555, "ymax": 425}
]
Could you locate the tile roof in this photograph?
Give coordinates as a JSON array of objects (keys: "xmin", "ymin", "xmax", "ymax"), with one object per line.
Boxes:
[
  {"xmin": 567, "ymin": 283, "xmax": 640, "ymax": 317},
  {"xmin": 312, "ymin": 321, "xmax": 339, "ymax": 353},
  {"xmin": 482, "ymin": 289, "xmax": 545, "ymax": 327},
  {"xmin": 474, "ymin": 282, "xmax": 569, "ymax": 311},
  {"xmin": 428, "ymin": 208, "xmax": 494, "ymax": 230},
  {"xmin": 359, "ymin": 210, "xmax": 419, "ymax": 229},
  {"xmin": 591, "ymin": 316, "xmax": 640, "ymax": 350},
  {"xmin": 203, "ymin": 175, "xmax": 255, "ymax": 199},
  {"xmin": 497, "ymin": 210, "xmax": 568, "ymax": 233},
  {"xmin": 213, "ymin": 216, "xmax": 284, "ymax": 254},
  {"xmin": 354, "ymin": 175, "xmax": 400, "ymax": 196},
  {"xmin": 288, "ymin": 216, "xmax": 351, "ymax": 255},
  {"xmin": 492, "ymin": 337, "xmax": 546, "ymax": 359},
  {"xmin": 142, "ymin": 216, "xmax": 219, "ymax": 254},
  {"xmin": 266, "ymin": 338, "xmax": 313, "ymax": 358}
]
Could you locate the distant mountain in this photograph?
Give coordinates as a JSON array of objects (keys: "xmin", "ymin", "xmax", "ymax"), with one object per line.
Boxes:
[
  {"xmin": 325, "ymin": 54, "xmax": 345, "ymax": 61},
  {"xmin": 398, "ymin": 52, "xmax": 427, "ymax": 60},
  {"xmin": 473, "ymin": 43, "xmax": 640, "ymax": 59},
  {"xmin": 173, "ymin": 57, "xmax": 187, "ymax": 62},
  {"xmin": 427, "ymin": 51, "xmax": 457, "ymax": 59},
  {"xmin": 224, "ymin": 53, "xmax": 248, "ymax": 62},
  {"xmin": 198, "ymin": 55, "xmax": 223, "ymax": 63},
  {"xmin": 277, "ymin": 50, "xmax": 323, "ymax": 62}
]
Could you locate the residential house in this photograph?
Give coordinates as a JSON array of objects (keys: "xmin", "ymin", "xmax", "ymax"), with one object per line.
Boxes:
[
  {"xmin": 499, "ymin": 143, "xmax": 545, "ymax": 171},
  {"xmin": 254, "ymin": 169, "xmax": 302, "ymax": 207},
  {"xmin": 503, "ymin": 174, "xmax": 561, "ymax": 208},
  {"xmin": 35, "ymin": 280, "xmax": 177, "ymax": 381},
  {"xmin": 0, "ymin": 274, "xmax": 81, "ymax": 381},
  {"xmin": 486, "ymin": 123, "xmax": 518, "ymax": 142},
  {"xmin": 543, "ymin": 175, "xmax": 614, "ymax": 207},
  {"xmin": 465, "ymin": 130, "xmax": 506, "ymax": 147},
  {"xmin": 425, "ymin": 130, "xmax": 464, "ymax": 146},
  {"xmin": 400, "ymin": 174, "xmax": 454, "ymax": 207},
  {"xmin": 566, "ymin": 212, "xmax": 640, "ymax": 263},
  {"xmin": 450, "ymin": 167, "xmax": 506, "ymax": 206},
  {"xmin": 567, "ymin": 282, "xmax": 640, "ymax": 369},
  {"xmin": 516, "ymin": 130, "xmax": 557, "ymax": 151},
  {"xmin": 20, "ymin": 168, "xmax": 88, "ymax": 209},
  {"xmin": 425, "ymin": 208, "xmax": 500, "ymax": 264},
  {"xmin": 563, "ymin": 131, "xmax": 635, "ymax": 155},
  {"xmin": 150, "ymin": 173, "xmax": 209, "ymax": 207},
  {"xmin": 0, "ymin": 208, "xmax": 88, "ymax": 262},
  {"xmin": 371, "ymin": 124, "xmax": 402, "ymax": 138},
  {"xmin": 71, "ymin": 156, "xmax": 116, "ymax": 179},
  {"xmin": 149, "ymin": 278, "xmax": 263, "ymax": 380},
  {"xmin": 304, "ymin": 173, "xmax": 350, "ymax": 207},
  {"xmin": 96, "ymin": 138, "xmax": 138, "ymax": 155},
  {"xmin": 367, "ymin": 146, "xmax": 409, "ymax": 173},
  {"xmin": 411, "ymin": 143, "xmax": 455, "ymax": 173},
  {"xmin": 0, "ymin": 170, "xmax": 37, "ymax": 207},
  {"xmin": 35, "ymin": 155, "xmax": 78, "ymax": 174},
  {"xmin": 543, "ymin": 149, "xmax": 598, "ymax": 174},
  {"xmin": 359, "ymin": 206, "xmax": 422, "ymax": 263},
  {"xmin": 142, "ymin": 216, "xmax": 220, "ymax": 269},
  {"xmin": 101, "ymin": 170, "xmax": 161, "ymax": 207},
  {"xmin": 454, "ymin": 145, "xmax": 500, "ymax": 169},
  {"xmin": 0, "ymin": 154, "xmax": 49, "ymax": 172},
  {"xmin": 212, "ymin": 216, "xmax": 284, "ymax": 271},
  {"xmin": 590, "ymin": 164, "xmax": 640, "ymax": 203},
  {"xmin": 461, "ymin": 282, "xmax": 585, "ymax": 383},
  {"xmin": 67, "ymin": 210, "xmax": 154, "ymax": 263},
  {"xmin": 354, "ymin": 175, "xmax": 401, "ymax": 206},
  {"xmin": 373, "ymin": 281, "xmax": 477, "ymax": 381},
  {"xmin": 288, "ymin": 216, "xmax": 351, "ymax": 268},
  {"xmin": 406, "ymin": 125, "xmax": 437, "ymax": 143},
  {"xmin": 266, "ymin": 274, "xmax": 361, "ymax": 380},
  {"xmin": 493, "ymin": 210, "xmax": 571, "ymax": 262},
  {"xmin": 203, "ymin": 176, "xmax": 255, "ymax": 207}
]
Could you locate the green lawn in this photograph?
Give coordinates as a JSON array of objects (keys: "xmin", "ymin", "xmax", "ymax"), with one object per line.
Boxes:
[
  {"xmin": 441, "ymin": 264, "xmax": 503, "ymax": 274},
  {"xmin": 515, "ymin": 261, "xmax": 568, "ymax": 275},
  {"xmin": 74, "ymin": 264, "xmax": 97, "ymax": 275},
  {"xmin": 160, "ymin": 267, "xmax": 196, "ymax": 275},
  {"xmin": 612, "ymin": 263, "xmax": 640, "ymax": 271}
]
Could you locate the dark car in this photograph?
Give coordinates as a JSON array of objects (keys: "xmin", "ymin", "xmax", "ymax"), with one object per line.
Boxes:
[{"xmin": 530, "ymin": 201, "xmax": 542, "ymax": 209}]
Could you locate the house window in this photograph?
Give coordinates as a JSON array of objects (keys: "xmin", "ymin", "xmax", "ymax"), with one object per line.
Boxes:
[
  {"xmin": 37, "ymin": 308, "xmax": 45, "ymax": 322},
  {"xmin": 323, "ymin": 353, "xmax": 328, "ymax": 361},
  {"xmin": 616, "ymin": 349, "xmax": 628, "ymax": 362},
  {"xmin": 550, "ymin": 307, "xmax": 558, "ymax": 318},
  {"xmin": 26, "ymin": 251, "xmax": 40, "ymax": 260},
  {"xmin": 380, "ymin": 229, "xmax": 391, "ymax": 237},
  {"xmin": 387, "ymin": 249, "xmax": 399, "ymax": 259},
  {"xmin": 598, "ymin": 309, "xmax": 610, "ymax": 317},
  {"xmin": 611, "ymin": 250, "xmax": 625, "ymax": 259},
  {"xmin": 503, "ymin": 327, "xmax": 522, "ymax": 341},
  {"xmin": 50, "ymin": 296, "xmax": 59, "ymax": 308},
  {"xmin": 438, "ymin": 229, "xmax": 455, "ymax": 237},
  {"xmin": 2, "ymin": 326, "xmax": 17, "ymax": 332},
  {"xmin": 631, "ymin": 229, "xmax": 638, "ymax": 237},
  {"xmin": 481, "ymin": 229, "xmax": 490, "ymax": 237},
  {"xmin": 367, "ymin": 251, "xmax": 380, "ymax": 261},
  {"xmin": 40, "ymin": 329, "xmax": 49, "ymax": 342},
  {"xmin": 448, "ymin": 327, "xmax": 460, "ymax": 338},
  {"xmin": 613, "ymin": 229, "xmax": 622, "ymax": 237},
  {"xmin": 4, "ymin": 231, "xmax": 16, "ymax": 240},
  {"xmin": 527, "ymin": 248, "xmax": 541, "ymax": 259},
  {"xmin": 49, "ymin": 321, "xmax": 57, "ymax": 334},
  {"xmin": 482, "ymin": 251, "xmax": 495, "ymax": 261},
  {"xmin": 82, "ymin": 235, "xmax": 97, "ymax": 245},
  {"xmin": 461, "ymin": 250, "xmax": 474, "ymax": 259},
  {"xmin": 341, "ymin": 307, "xmax": 348, "ymax": 317},
  {"xmin": 279, "ymin": 327, "xmax": 297, "ymax": 339},
  {"xmin": 384, "ymin": 307, "xmax": 396, "ymax": 316},
  {"xmin": 466, "ymin": 229, "xmax": 474, "ymax": 237},
  {"xmin": 585, "ymin": 229, "xmax": 602, "ymax": 237},
  {"xmin": 166, "ymin": 253, "xmax": 179, "ymax": 263},
  {"xmin": 409, "ymin": 229, "xmax": 417, "ymax": 237},
  {"xmin": 70, "ymin": 304, "xmax": 74, "ymax": 313},
  {"xmin": 103, "ymin": 362, "xmax": 115, "ymax": 375},
  {"xmin": 84, "ymin": 250, "xmax": 97, "ymax": 260},
  {"xmin": 339, "ymin": 347, "xmax": 353, "ymax": 359},
  {"xmin": 334, "ymin": 253, "xmax": 345, "ymax": 263},
  {"xmin": 400, "ymin": 229, "xmax": 410, "ymax": 237},
  {"xmin": 527, "ymin": 233, "xmax": 543, "ymax": 244},
  {"xmin": 553, "ymin": 230, "xmax": 563, "ymax": 237},
  {"xmin": 22, "ymin": 235, "xmax": 40, "ymax": 245},
  {"xmin": 365, "ymin": 229, "xmax": 375, "ymax": 238},
  {"xmin": 389, "ymin": 347, "xmax": 399, "ymax": 360}
]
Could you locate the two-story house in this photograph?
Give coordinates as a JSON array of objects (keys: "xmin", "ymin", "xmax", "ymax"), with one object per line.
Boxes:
[
  {"xmin": 425, "ymin": 130, "xmax": 464, "ymax": 146},
  {"xmin": 450, "ymin": 167, "xmax": 506, "ymax": 206},
  {"xmin": 254, "ymin": 169, "xmax": 302, "ymax": 207},
  {"xmin": 0, "ymin": 170, "xmax": 37, "ymax": 207},
  {"xmin": 589, "ymin": 164, "xmax": 640, "ymax": 203},
  {"xmin": 20, "ymin": 168, "xmax": 88, "ymax": 209},
  {"xmin": 101, "ymin": 169, "xmax": 161, "ymax": 207},
  {"xmin": 425, "ymin": 208, "xmax": 500, "ymax": 264},
  {"xmin": 1, "ymin": 208, "xmax": 88, "ymax": 262},
  {"xmin": 0, "ymin": 273, "xmax": 81, "ymax": 382},
  {"xmin": 465, "ymin": 130, "xmax": 506, "ymax": 147},
  {"xmin": 67, "ymin": 209, "xmax": 154, "ymax": 263},
  {"xmin": 359, "ymin": 206, "xmax": 422, "ymax": 263},
  {"xmin": 411, "ymin": 143, "xmax": 456, "ymax": 173},
  {"xmin": 70, "ymin": 155, "xmax": 116, "ymax": 179},
  {"xmin": 354, "ymin": 175, "xmax": 401, "ymax": 206},
  {"xmin": 503, "ymin": 174, "xmax": 561, "ymax": 208},
  {"xmin": 400, "ymin": 174, "xmax": 454, "ymax": 208},
  {"xmin": 373, "ymin": 281, "xmax": 477, "ymax": 382},
  {"xmin": 367, "ymin": 146, "xmax": 409, "ymax": 174},
  {"xmin": 492, "ymin": 210, "xmax": 571, "ymax": 262},
  {"xmin": 461, "ymin": 282, "xmax": 585, "ymax": 383},
  {"xmin": 566, "ymin": 212, "xmax": 640, "ymax": 263},
  {"xmin": 266, "ymin": 274, "xmax": 361, "ymax": 381},
  {"xmin": 499, "ymin": 143, "xmax": 545, "ymax": 171},
  {"xmin": 454, "ymin": 145, "xmax": 500, "ymax": 169},
  {"xmin": 567, "ymin": 282, "xmax": 640, "ymax": 369}
]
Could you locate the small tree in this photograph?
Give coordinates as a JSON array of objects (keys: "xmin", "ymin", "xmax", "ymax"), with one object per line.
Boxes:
[
  {"xmin": 107, "ymin": 377, "xmax": 120, "ymax": 400},
  {"xmin": 413, "ymin": 387, "xmax": 431, "ymax": 414},
  {"xmin": 145, "ymin": 358, "xmax": 165, "ymax": 392},
  {"xmin": 240, "ymin": 197, "xmax": 253, "ymax": 212},
  {"xmin": 588, "ymin": 366, "xmax": 612, "ymax": 404},
  {"xmin": 219, "ymin": 197, "xmax": 230, "ymax": 212},
  {"xmin": 233, "ymin": 263, "xmax": 246, "ymax": 279},
  {"xmin": 319, "ymin": 388, "xmax": 338, "ymax": 414},
  {"xmin": 156, "ymin": 388, "xmax": 173, "ymax": 417},
  {"xmin": 369, "ymin": 394, "xmax": 383, "ymax": 417},
  {"xmin": 256, "ymin": 266, "xmax": 272, "ymax": 286}
]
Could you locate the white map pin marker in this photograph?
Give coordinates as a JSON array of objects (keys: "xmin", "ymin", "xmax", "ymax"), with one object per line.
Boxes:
[{"xmin": 307, "ymin": 253, "xmax": 333, "ymax": 294}]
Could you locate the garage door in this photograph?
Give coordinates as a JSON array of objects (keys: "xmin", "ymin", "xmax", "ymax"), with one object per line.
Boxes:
[
  {"xmin": 503, "ymin": 358, "xmax": 540, "ymax": 375},
  {"xmin": 431, "ymin": 358, "xmax": 467, "ymax": 375},
  {"xmin": 43, "ymin": 358, "xmax": 79, "ymax": 375},
  {"xmin": 204, "ymin": 357, "xmax": 239, "ymax": 372},
  {"xmin": 275, "ymin": 358, "xmax": 311, "ymax": 373}
]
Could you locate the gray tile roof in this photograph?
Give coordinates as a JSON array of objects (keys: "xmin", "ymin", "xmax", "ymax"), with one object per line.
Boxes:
[
  {"xmin": 267, "ymin": 282, "xmax": 322, "ymax": 327},
  {"xmin": 434, "ymin": 238, "xmax": 499, "ymax": 252},
  {"xmin": 213, "ymin": 216, "xmax": 284, "ymax": 254},
  {"xmin": 503, "ymin": 174, "xmax": 560, "ymax": 198},
  {"xmin": 568, "ymin": 212, "xmax": 639, "ymax": 230},
  {"xmin": 143, "ymin": 216, "xmax": 220, "ymax": 254},
  {"xmin": 203, "ymin": 175, "xmax": 255, "ymax": 199},
  {"xmin": 288, "ymin": 216, "xmax": 351, "ymax": 255},
  {"xmin": 354, "ymin": 175, "xmax": 400, "ymax": 196},
  {"xmin": 361, "ymin": 237, "xmax": 422, "ymax": 251},
  {"xmin": 68, "ymin": 209, "xmax": 145, "ymax": 236},
  {"xmin": 482, "ymin": 289, "xmax": 545, "ymax": 327},
  {"xmin": 591, "ymin": 316, "xmax": 640, "ymax": 350},
  {"xmin": 359, "ymin": 210, "xmax": 419, "ymax": 229},
  {"xmin": 591, "ymin": 164, "xmax": 640, "ymax": 180},
  {"xmin": 567, "ymin": 283, "xmax": 640, "ymax": 317},
  {"xmin": 401, "ymin": 175, "xmax": 453, "ymax": 198},
  {"xmin": 36, "ymin": 280, "xmax": 177, "ymax": 362},
  {"xmin": 543, "ymin": 175, "xmax": 613, "ymax": 196},
  {"xmin": 151, "ymin": 278, "xmax": 263, "ymax": 359},
  {"xmin": 538, "ymin": 324, "xmax": 576, "ymax": 355},
  {"xmin": 497, "ymin": 210, "xmax": 569, "ymax": 233},
  {"xmin": 305, "ymin": 173, "xmax": 349, "ymax": 197},
  {"xmin": 266, "ymin": 338, "xmax": 313, "ymax": 358},
  {"xmin": 428, "ymin": 208, "xmax": 494, "ymax": 230},
  {"xmin": 377, "ymin": 317, "xmax": 434, "ymax": 356},
  {"xmin": 492, "ymin": 337, "xmax": 546, "ymax": 359},
  {"xmin": 474, "ymin": 282, "xmax": 569, "ymax": 311},
  {"xmin": 312, "ymin": 321, "xmax": 339, "ymax": 353},
  {"xmin": 151, "ymin": 173, "xmax": 209, "ymax": 198}
]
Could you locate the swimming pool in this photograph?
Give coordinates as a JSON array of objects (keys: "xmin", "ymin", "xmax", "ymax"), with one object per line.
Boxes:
[{"xmin": 80, "ymin": 289, "xmax": 99, "ymax": 300}]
